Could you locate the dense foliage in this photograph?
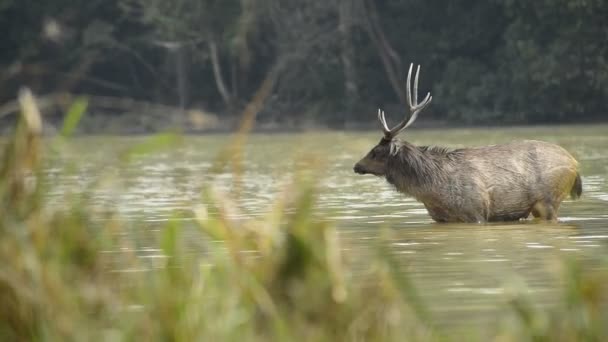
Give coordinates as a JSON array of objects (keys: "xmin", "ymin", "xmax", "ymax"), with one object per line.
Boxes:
[{"xmin": 1, "ymin": 0, "xmax": 606, "ymax": 128}]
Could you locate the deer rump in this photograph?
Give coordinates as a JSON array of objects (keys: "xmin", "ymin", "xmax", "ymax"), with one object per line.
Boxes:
[
  {"xmin": 385, "ymin": 140, "xmax": 581, "ymax": 223},
  {"xmin": 353, "ymin": 63, "xmax": 582, "ymax": 223}
]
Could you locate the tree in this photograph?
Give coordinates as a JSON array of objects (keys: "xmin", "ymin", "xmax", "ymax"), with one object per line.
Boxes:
[
  {"xmin": 496, "ymin": 0, "xmax": 608, "ymax": 122},
  {"xmin": 1, "ymin": 0, "xmax": 607, "ymax": 129}
]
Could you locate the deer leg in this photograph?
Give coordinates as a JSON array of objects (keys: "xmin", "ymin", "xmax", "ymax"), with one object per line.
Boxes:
[{"xmin": 531, "ymin": 201, "xmax": 557, "ymax": 221}]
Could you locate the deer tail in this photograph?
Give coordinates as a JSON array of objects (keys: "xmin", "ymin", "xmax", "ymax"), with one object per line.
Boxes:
[{"xmin": 570, "ymin": 172, "xmax": 582, "ymax": 200}]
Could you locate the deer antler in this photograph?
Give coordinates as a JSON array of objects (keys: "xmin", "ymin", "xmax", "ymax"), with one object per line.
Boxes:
[{"xmin": 379, "ymin": 63, "xmax": 432, "ymax": 139}]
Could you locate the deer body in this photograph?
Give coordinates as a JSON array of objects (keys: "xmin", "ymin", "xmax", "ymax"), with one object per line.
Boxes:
[
  {"xmin": 353, "ymin": 63, "xmax": 582, "ymax": 223},
  {"xmin": 382, "ymin": 140, "xmax": 581, "ymax": 222}
]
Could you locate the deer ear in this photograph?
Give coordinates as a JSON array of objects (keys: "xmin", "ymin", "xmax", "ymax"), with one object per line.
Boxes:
[{"xmin": 390, "ymin": 141, "xmax": 401, "ymax": 156}]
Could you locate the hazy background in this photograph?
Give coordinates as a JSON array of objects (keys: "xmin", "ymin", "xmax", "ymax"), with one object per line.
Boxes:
[{"xmin": 1, "ymin": 0, "xmax": 607, "ymax": 132}]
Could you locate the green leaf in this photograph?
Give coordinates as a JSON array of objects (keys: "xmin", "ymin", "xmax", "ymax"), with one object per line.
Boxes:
[
  {"xmin": 61, "ymin": 97, "xmax": 88, "ymax": 137},
  {"xmin": 161, "ymin": 219, "xmax": 178, "ymax": 260}
]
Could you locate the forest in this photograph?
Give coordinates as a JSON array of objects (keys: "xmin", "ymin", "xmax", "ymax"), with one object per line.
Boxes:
[{"xmin": 1, "ymin": 0, "xmax": 607, "ymax": 130}]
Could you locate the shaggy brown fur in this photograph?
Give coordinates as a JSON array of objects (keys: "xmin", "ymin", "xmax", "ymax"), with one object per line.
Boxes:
[{"xmin": 354, "ymin": 138, "xmax": 582, "ymax": 223}]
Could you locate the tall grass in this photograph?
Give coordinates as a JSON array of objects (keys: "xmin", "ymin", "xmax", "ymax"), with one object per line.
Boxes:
[{"xmin": 0, "ymin": 90, "xmax": 606, "ymax": 341}]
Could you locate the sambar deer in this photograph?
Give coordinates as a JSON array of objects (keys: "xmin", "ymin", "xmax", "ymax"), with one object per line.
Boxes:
[{"xmin": 353, "ymin": 63, "xmax": 582, "ymax": 223}]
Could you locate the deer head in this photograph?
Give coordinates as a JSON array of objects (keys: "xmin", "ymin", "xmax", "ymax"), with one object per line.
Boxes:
[{"xmin": 353, "ymin": 63, "xmax": 432, "ymax": 176}]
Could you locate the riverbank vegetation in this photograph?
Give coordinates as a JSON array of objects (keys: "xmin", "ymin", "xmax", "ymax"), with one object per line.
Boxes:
[
  {"xmin": 1, "ymin": 91, "xmax": 607, "ymax": 341},
  {"xmin": 1, "ymin": 1, "xmax": 607, "ymax": 132}
]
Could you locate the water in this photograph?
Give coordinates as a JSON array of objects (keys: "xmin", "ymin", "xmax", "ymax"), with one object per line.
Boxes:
[{"xmin": 47, "ymin": 124, "xmax": 608, "ymax": 329}]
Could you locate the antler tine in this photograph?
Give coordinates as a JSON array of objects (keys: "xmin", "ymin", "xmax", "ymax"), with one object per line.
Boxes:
[
  {"xmin": 377, "ymin": 108, "xmax": 390, "ymax": 134},
  {"xmin": 383, "ymin": 63, "xmax": 432, "ymax": 138},
  {"xmin": 414, "ymin": 64, "xmax": 420, "ymax": 105},
  {"xmin": 406, "ymin": 63, "xmax": 413, "ymax": 108},
  {"xmin": 402, "ymin": 95, "xmax": 432, "ymax": 130}
]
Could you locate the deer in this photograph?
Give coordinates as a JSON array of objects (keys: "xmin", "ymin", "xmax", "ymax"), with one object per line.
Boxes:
[{"xmin": 353, "ymin": 63, "xmax": 582, "ymax": 223}]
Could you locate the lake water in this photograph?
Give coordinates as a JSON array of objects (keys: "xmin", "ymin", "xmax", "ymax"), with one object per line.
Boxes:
[{"xmin": 46, "ymin": 124, "xmax": 608, "ymax": 330}]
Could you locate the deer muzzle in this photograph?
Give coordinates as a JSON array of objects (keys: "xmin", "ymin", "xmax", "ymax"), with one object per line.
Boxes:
[{"xmin": 353, "ymin": 163, "xmax": 366, "ymax": 174}]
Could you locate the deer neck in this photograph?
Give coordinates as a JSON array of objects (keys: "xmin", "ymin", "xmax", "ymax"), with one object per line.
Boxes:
[{"xmin": 385, "ymin": 143, "xmax": 447, "ymax": 197}]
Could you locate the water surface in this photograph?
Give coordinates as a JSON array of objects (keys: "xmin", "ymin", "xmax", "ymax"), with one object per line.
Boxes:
[{"xmin": 47, "ymin": 125, "xmax": 608, "ymax": 329}]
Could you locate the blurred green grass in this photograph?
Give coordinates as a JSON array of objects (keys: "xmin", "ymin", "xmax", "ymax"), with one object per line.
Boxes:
[{"xmin": 0, "ymin": 90, "xmax": 606, "ymax": 341}]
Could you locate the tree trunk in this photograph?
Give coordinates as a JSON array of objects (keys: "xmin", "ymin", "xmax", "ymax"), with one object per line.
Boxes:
[
  {"xmin": 362, "ymin": 0, "xmax": 407, "ymax": 108},
  {"xmin": 208, "ymin": 39, "xmax": 233, "ymax": 109},
  {"xmin": 175, "ymin": 45, "xmax": 188, "ymax": 110},
  {"xmin": 339, "ymin": 0, "xmax": 359, "ymax": 112},
  {"xmin": 230, "ymin": 58, "xmax": 239, "ymax": 100}
]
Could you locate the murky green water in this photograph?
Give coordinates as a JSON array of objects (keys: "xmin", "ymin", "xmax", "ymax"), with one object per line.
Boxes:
[{"xmin": 48, "ymin": 124, "xmax": 608, "ymax": 329}]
